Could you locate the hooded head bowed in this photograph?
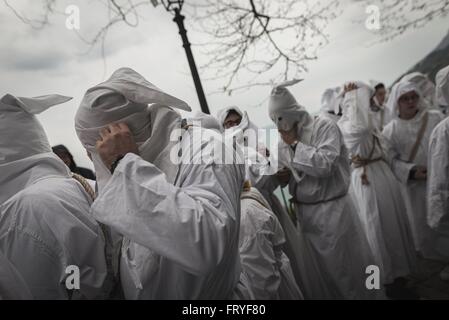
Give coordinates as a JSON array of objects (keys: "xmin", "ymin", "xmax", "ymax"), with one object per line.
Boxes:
[
  {"xmin": 435, "ymin": 65, "xmax": 449, "ymax": 107},
  {"xmin": 268, "ymin": 79, "xmax": 312, "ymax": 132},
  {"xmin": 386, "ymin": 81, "xmax": 421, "ymax": 118},
  {"xmin": 0, "ymin": 94, "xmax": 72, "ymax": 164},
  {"xmin": 75, "ymin": 67, "xmax": 191, "ymax": 189},
  {"xmin": 75, "ymin": 67, "xmax": 191, "ymax": 152}
]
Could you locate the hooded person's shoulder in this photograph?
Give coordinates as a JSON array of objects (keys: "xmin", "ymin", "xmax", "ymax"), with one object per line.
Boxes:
[
  {"xmin": 74, "ymin": 166, "xmax": 96, "ymax": 180},
  {"xmin": 313, "ymin": 115, "xmax": 343, "ymax": 135},
  {"xmin": 432, "ymin": 116, "xmax": 449, "ymax": 139},
  {"xmin": 427, "ymin": 109, "xmax": 445, "ymax": 123}
]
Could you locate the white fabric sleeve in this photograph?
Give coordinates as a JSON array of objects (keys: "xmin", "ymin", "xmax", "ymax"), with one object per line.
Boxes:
[
  {"xmin": 338, "ymin": 90, "xmax": 372, "ymax": 147},
  {"xmin": 92, "ymin": 153, "xmax": 242, "ymax": 276},
  {"xmin": 239, "ymin": 230, "xmax": 281, "ymax": 300},
  {"xmin": 290, "ymin": 121, "xmax": 342, "ymax": 178},
  {"xmin": 382, "ymin": 124, "xmax": 415, "ymax": 184},
  {"xmin": 427, "ymin": 124, "xmax": 449, "ymax": 228}
]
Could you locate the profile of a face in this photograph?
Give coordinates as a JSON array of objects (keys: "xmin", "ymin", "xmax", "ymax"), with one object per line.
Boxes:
[
  {"xmin": 398, "ymin": 90, "xmax": 419, "ymax": 120},
  {"xmin": 223, "ymin": 110, "xmax": 242, "ymax": 129},
  {"xmin": 278, "ymin": 125, "xmax": 298, "ymax": 145}
]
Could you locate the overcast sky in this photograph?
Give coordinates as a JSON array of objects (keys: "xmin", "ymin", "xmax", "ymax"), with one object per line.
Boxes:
[{"xmin": 1, "ymin": 0, "xmax": 448, "ymax": 169}]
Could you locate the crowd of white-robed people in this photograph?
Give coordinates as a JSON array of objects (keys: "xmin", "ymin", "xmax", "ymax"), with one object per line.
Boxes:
[{"xmin": 1, "ymin": 66, "xmax": 449, "ymax": 300}]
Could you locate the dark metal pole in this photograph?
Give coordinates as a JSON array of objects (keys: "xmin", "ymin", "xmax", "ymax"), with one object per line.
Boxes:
[{"xmin": 173, "ymin": 8, "xmax": 210, "ymax": 114}]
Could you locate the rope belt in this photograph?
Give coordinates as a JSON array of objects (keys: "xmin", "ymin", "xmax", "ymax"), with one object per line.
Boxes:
[
  {"xmin": 71, "ymin": 173, "xmax": 96, "ymax": 201},
  {"xmin": 351, "ymin": 155, "xmax": 384, "ymax": 185},
  {"xmin": 289, "ymin": 192, "xmax": 348, "ymax": 215},
  {"xmin": 350, "ymin": 134, "xmax": 384, "ymax": 185}
]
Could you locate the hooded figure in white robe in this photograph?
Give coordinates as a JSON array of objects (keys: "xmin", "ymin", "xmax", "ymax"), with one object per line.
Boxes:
[
  {"xmin": 75, "ymin": 67, "xmax": 246, "ymax": 299},
  {"xmin": 0, "ymin": 94, "xmax": 111, "ymax": 299},
  {"xmin": 269, "ymin": 80, "xmax": 379, "ymax": 299},
  {"xmin": 0, "ymin": 252, "xmax": 32, "ymax": 299},
  {"xmin": 400, "ymin": 72, "xmax": 437, "ymax": 110},
  {"xmin": 239, "ymin": 185, "xmax": 303, "ymax": 300},
  {"xmin": 383, "ymin": 81, "xmax": 447, "ymax": 261},
  {"xmin": 337, "ymin": 82, "xmax": 417, "ymax": 287},
  {"xmin": 216, "ymin": 105, "xmax": 320, "ymax": 299},
  {"xmin": 206, "ymin": 110, "xmax": 303, "ymax": 299},
  {"xmin": 319, "ymin": 87, "xmax": 343, "ymax": 123},
  {"xmin": 435, "ymin": 65, "xmax": 449, "ymax": 116},
  {"xmin": 217, "ymin": 106, "xmax": 259, "ymax": 132}
]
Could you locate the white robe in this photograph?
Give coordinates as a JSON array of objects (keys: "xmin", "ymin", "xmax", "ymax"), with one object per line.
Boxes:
[
  {"xmin": 216, "ymin": 109, "xmax": 315, "ymax": 298},
  {"xmin": 91, "ymin": 125, "xmax": 246, "ymax": 299},
  {"xmin": 427, "ymin": 117, "xmax": 449, "ymax": 260},
  {"xmin": 369, "ymin": 106, "xmax": 390, "ymax": 132},
  {"xmin": 239, "ymin": 187, "xmax": 303, "ymax": 300},
  {"xmin": 383, "ymin": 109, "xmax": 447, "ymax": 260},
  {"xmin": 338, "ymin": 88, "xmax": 416, "ymax": 284},
  {"xmin": 0, "ymin": 252, "xmax": 32, "ymax": 299},
  {"xmin": 0, "ymin": 153, "xmax": 111, "ymax": 299},
  {"xmin": 280, "ymin": 116, "xmax": 378, "ymax": 299}
]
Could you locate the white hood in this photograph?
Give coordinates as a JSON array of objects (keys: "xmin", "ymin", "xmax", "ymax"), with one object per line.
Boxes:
[
  {"xmin": 75, "ymin": 68, "xmax": 191, "ymax": 190},
  {"xmin": 386, "ymin": 81, "xmax": 424, "ymax": 119},
  {"xmin": 0, "ymin": 94, "xmax": 72, "ymax": 164},
  {"xmin": 0, "ymin": 93, "xmax": 72, "ymax": 203},
  {"xmin": 216, "ymin": 106, "xmax": 259, "ymax": 133},
  {"xmin": 400, "ymin": 72, "xmax": 436, "ymax": 107},
  {"xmin": 268, "ymin": 79, "xmax": 314, "ymax": 144}
]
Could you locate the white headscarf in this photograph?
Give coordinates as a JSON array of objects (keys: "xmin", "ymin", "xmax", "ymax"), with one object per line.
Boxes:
[
  {"xmin": 268, "ymin": 79, "xmax": 314, "ymax": 144},
  {"xmin": 386, "ymin": 81, "xmax": 422, "ymax": 119},
  {"xmin": 75, "ymin": 67, "xmax": 191, "ymax": 190},
  {"xmin": 435, "ymin": 65, "xmax": 449, "ymax": 107},
  {"xmin": 0, "ymin": 93, "xmax": 72, "ymax": 204},
  {"xmin": 400, "ymin": 72, "xmax": 436, "ymax": 107},
  {"xmin": 216, "ymin": 106, "xmax": 259, "ymax": 133}
]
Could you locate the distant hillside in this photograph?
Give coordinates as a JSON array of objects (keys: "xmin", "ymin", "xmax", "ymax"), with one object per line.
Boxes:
[{"xmin": 395, "ymin": 29, "xmax": 449, "ymax": 84}]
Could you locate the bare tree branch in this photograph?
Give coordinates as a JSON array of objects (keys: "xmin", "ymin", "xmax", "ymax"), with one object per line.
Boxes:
[
  {"xmin": 187, "ymin": 0, "xmax": 340, "ymax": 95},
  {"xmin": 353, "ymin": 0, "xmax": 449, "ymax": 44}
]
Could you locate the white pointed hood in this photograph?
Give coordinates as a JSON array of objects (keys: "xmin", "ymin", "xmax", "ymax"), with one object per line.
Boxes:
[
  {"xmin": 268, "ymin": 79, "xmax": 314, "ymax": 145},
  {"xmin": 0, "ymin": 93, "xmax": 72, "ymax": 204},
  {"xmin": 0, "ymin": 94, "xmax": 72, "ymax": 164},
  {"xmin": 75, "ymin": 68, "xmax": 190, "ymax": 190}
]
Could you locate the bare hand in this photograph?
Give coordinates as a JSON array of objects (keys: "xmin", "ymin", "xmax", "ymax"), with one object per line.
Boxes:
[
  {"xmin": 96, "ymin": 123, "xmax": 139, "ymax": 170},
  {"xmin": 276, "ymin": 168, "xmax": 291, "ymax": 186},
  {"xmin": 343, "ymin": 83, "xmax": 358, "ymax": 96}
]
